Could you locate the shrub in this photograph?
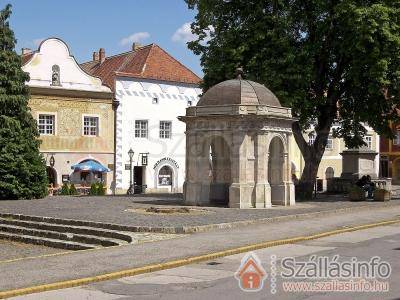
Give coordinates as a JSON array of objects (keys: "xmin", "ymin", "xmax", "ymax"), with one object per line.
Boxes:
[
  {"xmin": 69, "ymin": 184, "xmax": 78, "ymax": 195},
  {"xmin": 89, "ymin": 183, "xmax": 98, "ymax": 195},
  {"xmin": 97, "ymin": 183, "xmax": 105, "ymax": 195},
  {"xmin": 60, "ymin": 183, "xmax": 70, "ymax": 195}
]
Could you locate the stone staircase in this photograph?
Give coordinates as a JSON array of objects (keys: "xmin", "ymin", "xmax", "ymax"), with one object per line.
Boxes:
[{"xmin": 0, "ymin": 213, "xmax": 133, "ymax": 250}]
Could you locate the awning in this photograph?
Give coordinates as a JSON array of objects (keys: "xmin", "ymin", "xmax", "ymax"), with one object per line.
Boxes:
[{"xmin": 71, "ymin": 160, "xmax": 110, "ymax": 173}]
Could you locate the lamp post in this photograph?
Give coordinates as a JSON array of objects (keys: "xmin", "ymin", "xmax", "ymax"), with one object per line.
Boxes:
[{"xmin": 128, "ymin": 148, "xmax": 134, "ymax": 188}]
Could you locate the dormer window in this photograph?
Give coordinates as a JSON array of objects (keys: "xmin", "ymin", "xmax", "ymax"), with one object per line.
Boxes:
[
  {"xmin": 51, "ymin": 65, "xmax": 61, "ymax": 86},
  {"xmin": 152, "ymin": 97, "xmax": 159, "ymax": 104}
]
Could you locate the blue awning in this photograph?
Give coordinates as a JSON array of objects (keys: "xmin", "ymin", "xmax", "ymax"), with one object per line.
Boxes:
[{"xmin": 71, "ymin": 160, "xmax": 110, "ymax": 173}]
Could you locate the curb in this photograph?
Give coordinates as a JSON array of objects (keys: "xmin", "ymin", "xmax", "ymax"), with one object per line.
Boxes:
[
  {"xmin": 181, "ymin": 201, "xmax": 399, "ymax": 233},
  {"xmin": 1, "ymin": 217, "xmax": 399, "ymax": 299}
]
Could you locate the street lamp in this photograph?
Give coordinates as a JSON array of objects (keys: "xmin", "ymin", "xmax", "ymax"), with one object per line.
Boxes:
[{"xmin": 128, "ymin": 148, "xmax": 134, "ymax": 188}]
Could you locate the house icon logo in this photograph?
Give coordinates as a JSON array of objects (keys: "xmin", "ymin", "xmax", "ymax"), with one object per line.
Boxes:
[{"xmin": 234, "ymin": 252, "xmax": 267, "ymax": 292}]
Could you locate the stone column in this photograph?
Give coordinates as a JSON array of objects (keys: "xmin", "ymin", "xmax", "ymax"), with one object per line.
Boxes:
[
  {"xmin": 229, "ymin": 130, "xmax": 249, "ymax": 208},
  {"xmin": 283, "ymin": 135, "xmax": 295, "ymax": 206},
  {"xmin": 184, "ymin": 131, "xmax": 210, "ymax": 206},
  {"xmin": 254, "ymin": 133, "xmax": 271, "ymax": 208}
]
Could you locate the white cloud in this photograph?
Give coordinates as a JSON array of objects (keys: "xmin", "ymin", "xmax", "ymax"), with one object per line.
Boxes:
[
  {"xmin": 33, "ymin": 38, "xmax": 44, "ymax": 47},
  {"xmin": 120, "ymin": 32, "xmax": 150, "ymax": 46},
  {"xmin": 172, "ymin": 22, "xmax": 214, "ymax": 44},
  {"xmin": 172, "ymin": 22, "xmax": 197, "ymax": 44}
]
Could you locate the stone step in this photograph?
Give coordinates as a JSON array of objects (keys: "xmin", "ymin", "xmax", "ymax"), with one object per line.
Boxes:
[
  {"xmin": 0, "ymin": 217, "xmax": 132, "ymax": 243},
  {"xmin": 0, "ymin": 231, "xmax": 95, "ymax": 250},
  {"xmin": 0, "ymin": 224, "xmax": 124, "ymax": 247}
]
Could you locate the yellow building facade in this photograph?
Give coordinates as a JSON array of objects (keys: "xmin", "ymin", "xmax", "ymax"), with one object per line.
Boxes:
[
  {"xmin": 22, "ymin": 38, "xmax": 115, "ymax": 192},
  {"xmin": 290, "ymin": 125, "xmax": 379, "ymax": 190}
]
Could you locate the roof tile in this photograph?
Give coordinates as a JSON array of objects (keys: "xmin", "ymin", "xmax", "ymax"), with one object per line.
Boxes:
[{"xmin": 81, "ymin": 44, "xmax": 201, "ymax": 90}]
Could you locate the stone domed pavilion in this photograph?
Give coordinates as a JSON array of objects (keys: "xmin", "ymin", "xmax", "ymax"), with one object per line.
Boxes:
[{"xmin": 179, "ymin": 70, "xmax": 296, "ymax": 208}]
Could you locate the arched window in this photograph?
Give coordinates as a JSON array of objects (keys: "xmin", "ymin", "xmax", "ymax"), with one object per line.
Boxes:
[
  {"xmin": 325, "ymin": 167, "xmax": 334, "ymax": 179},
  {"xmin": 158, "ymin": 166, "xmax": 173, "ymax": 186}
]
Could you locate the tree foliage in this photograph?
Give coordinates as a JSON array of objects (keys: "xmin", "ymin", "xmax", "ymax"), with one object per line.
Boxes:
[
  {"xmin": 186, "ymin": 0, "xmax": 400, "ymax": 194},
  {"xmin": 0, "ymin": 4, "xmax": 47, "ymax": 199}
]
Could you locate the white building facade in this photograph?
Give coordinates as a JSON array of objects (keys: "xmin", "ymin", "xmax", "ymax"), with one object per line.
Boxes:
[
  {"xmin": 114, "ymin": 79, "xmax": 200, "ymax": 193},
  {"xmin": 82, "ymin": 43, "xmax": 201, "ymax": 193}
]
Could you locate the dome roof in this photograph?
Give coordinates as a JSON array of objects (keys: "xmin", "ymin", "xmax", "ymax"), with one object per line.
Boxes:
[{"xmin": 197, "ymin": 78, "xmax": 281, "ymax": 107}]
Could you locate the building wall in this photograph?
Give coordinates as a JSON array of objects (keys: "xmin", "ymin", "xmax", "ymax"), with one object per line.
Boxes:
[
  {"xmin": 114, "ymin": 78, "xmax": 201, "ymax": 193},
  {"xmin": 28, "ymin": 94, "xmax": 115, "ymax": 190},
  {"xmin": 290, "ymin": 125, "xmax": 379, "ymax": 188},
  {"xmin": 380, "ymin": 122, "xmax": 400, "ymax": 183},
  {"xmin": 22, "ymin": 38, "xmax": 115, "ymax": 193}
]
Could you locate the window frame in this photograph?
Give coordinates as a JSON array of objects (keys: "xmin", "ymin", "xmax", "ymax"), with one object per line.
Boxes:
[
  {"xmin": 135, "ymin": 120, "xmax": 149, "ymax": 138},
  {"xmin": 308, "ymin": 133, "xmax": 315, "ymax": 146},
  {"xmin": 364, "ymin": 135, "xmax": 372, "ymax": 149},
  {"xmin": 159, "ymin": 121, "xmax": 172, "ymax": 139},
  {"xmin": 37, "ymin": 113, "xmax": 56, "ymax": 136},
  {"xmin": 82, "ymin": 115, "xmax": 100, "ymax": 137},
  {"xmin": 326, "ymin": 136, "xmax": 333, "ymax": 150},
  {"xmin": 394, "ymin": 131, "xmax": 400, "ymax": 145}
]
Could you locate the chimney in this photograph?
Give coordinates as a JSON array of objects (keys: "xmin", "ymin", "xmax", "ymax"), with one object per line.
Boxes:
[
  {"xmin": 132, "ymin": 42, "xmax": 142, "ymax": 51},
  {"xmin": 92, "ymin": 51, "xmax": 99, "ymax": 61},
  {"xmin": 21, "ymin": 48, "xmax": 32, "ymax": 55},
  {"xmin": 99, "ymin": 48, "xmax": 106, "ymax": 63}
]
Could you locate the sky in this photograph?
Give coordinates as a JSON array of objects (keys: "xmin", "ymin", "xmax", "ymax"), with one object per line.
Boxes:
[{"xmin": 1, "ymin": 0, "xmax": 203, "ymax": 76}]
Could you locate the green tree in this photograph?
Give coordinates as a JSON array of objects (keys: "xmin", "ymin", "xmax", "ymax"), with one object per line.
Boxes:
[
  {"xmin": 186, "ymin": 0, "xmax": 400, "ymax": 197},
  {"xmin": 0, "ymin": 4, "xmax": 47, "ymax": 199}
]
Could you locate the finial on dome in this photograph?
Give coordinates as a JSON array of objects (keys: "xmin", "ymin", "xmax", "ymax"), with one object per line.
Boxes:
[{"xmin": 235, "ymin": 67, "xmax": 244, "ymax": 79}]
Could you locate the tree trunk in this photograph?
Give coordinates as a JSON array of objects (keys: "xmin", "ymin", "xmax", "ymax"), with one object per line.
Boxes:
[{"xmin": 292, "ymin": 121, "xmax": 330, "ymax": 200}]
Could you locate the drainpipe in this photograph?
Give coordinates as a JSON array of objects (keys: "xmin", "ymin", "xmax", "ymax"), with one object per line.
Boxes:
[{"xmin": 112, "ymin": 85, "xmax": 119, "ymax": 195}]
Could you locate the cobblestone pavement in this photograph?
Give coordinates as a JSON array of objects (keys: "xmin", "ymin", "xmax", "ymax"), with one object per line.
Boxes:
[
  {"xmin": 0, "ymin": 194, "xmax": 399, "ymax": 228},
  {"xmin": 0, "ymin": 239, "xmax": 68, "ymax": 261}
]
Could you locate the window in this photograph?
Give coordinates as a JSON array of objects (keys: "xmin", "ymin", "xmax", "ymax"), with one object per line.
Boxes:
[
  {"xmin": 152, "ymin": 97, "xmax": 159, "ymax": 104},
  {"xmin": 159, "ymin": 121, "xmax": 172, "ymax": 139},
  {"xmin": 308, "ymin": 133, "xmax": 315, "ymax": 145},
  {"xmin": 364, "ymin": 135, "xmax": 372, "ymax": 149},
  {"xmin": 326, "ymin": 136, "xmax": 333, "ymax": 150},
  {"xmin": 187, "ymin": 100, "xmax": 193, "ymax": 107},
  {"xmin": 83, "ymin": 116, "xmax": 99, "ymax": 136},
  {"xmin": 158, "ymin": 165, "xmax": 173, "ymax": 186},
  {"xmin": 38, "ymin": 114, "xmax": 55, "ymax": 135},
  {"xmin": 393, "ymin": 131, "xmax": 400, "ymax": 145},
  {"xmin": 325, "ymin": 167, "xmax": 334, "ymax": 179},
  {"xmin": 135, "ymin": 120, "xmax": 148, "ymax": 138}
]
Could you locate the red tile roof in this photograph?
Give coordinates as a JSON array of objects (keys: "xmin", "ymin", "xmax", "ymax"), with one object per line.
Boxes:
[
  {"xmin": 80, "ymin": 44, "xmax": 201, "ymax": 90},
  {"xmin": 21, "ymin": 52, "xmax": 35, "ymax": 65}
]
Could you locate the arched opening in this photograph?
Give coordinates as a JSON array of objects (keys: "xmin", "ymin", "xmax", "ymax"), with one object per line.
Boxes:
[
  {"xmin": 46, "ymin": 167, "xmax": 57, "ymax": 187},
  {"xmin": 268, "ymin": 136, "xmax": 285, "ymax": 205},
  {"xmin": 208, "ymin": 136, "xmax": 231, "ymax": 206},
  {"xmin": 158, "ymin": 165, "xmax": 173, "ymax": 187},
  {"xmin": 325, "ymin": 167, "xmax": 334, "ymax": 179}
]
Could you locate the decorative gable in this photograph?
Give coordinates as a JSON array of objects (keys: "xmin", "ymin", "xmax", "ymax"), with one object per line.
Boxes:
[{"xmin": 22, "ymin": 38, "xmax": 111, "ymax": 93}]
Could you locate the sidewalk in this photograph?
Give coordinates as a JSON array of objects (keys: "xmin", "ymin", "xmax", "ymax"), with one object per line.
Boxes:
[{"xmin": 0, "ymin": 204, "xmax": 399, "ymax": 292}]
